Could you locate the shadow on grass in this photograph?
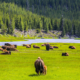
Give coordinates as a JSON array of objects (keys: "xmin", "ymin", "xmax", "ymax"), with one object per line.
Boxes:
[{"xmin": 29, "ymin": 74, "xmax": 39, "ymax": 77}]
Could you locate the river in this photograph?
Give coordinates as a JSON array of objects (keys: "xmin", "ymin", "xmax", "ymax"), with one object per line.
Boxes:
[{"xmin": 0, "ymin": 39, "xmax": 80, "ymax": 46}]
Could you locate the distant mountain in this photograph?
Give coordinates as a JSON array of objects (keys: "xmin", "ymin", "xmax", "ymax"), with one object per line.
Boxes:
[{"xmin": 0, "ymin": 0, "xmax": 80, "ymax": 20}]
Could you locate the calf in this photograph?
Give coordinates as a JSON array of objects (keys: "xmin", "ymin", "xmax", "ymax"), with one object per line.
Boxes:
[{"xmin": 43, "ymin": 65, "xmax": 47, "ymax": 75}]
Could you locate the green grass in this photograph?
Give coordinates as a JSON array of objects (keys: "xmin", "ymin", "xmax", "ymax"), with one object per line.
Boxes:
[
  {"xmin": 0, "ymin": 43, "xmax": 80, "ymax": 80},
  {"xmin": 0, "ymin": 34, "xmax": 26, "ymax": 42}
]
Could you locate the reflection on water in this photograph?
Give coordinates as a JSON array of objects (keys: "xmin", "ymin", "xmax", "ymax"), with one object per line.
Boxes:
[{"xmin": 0, "ymin": 39, "xmax": 80, "ymax": 46}]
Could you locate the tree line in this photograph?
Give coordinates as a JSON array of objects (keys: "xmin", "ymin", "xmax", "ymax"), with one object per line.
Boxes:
[
  {"xmin": 0, "ymin": 0, "xmax": 80, "ymax": 20},
  {"xmin": 0, "ymin": 2, "xmax": 80, "ymax": 37}
]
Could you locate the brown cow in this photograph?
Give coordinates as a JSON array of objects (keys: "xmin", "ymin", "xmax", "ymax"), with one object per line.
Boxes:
[
  {"xmin": 1, "ymin": 45, "xmax": 7, "ymax": 49},
  {"xmin": 5, "ymin": 43, "xmax": 12, "ymax": 46},
  {"xmin": 1, "ymin": 51, "xmax": 11, "ymax": 55},
  {"xmin": 34, "ymin": 57, "xmax": 45, "ymax": 75},
  {"xmin": 1, "ymin": 45, "xmax": 18, "ymax": 51},
  {"xmin": 0, "ymin": 48, "xmax": 3, "ymax": 51},
  {"xmin": 33, "ymin": 45, "xmax": 40, "ymax": 49},
  {"xmin": 13, "ymin": 45, "xmax": 17, "ymax": 48},
  {"xmin": 26, "ymin": 44, "xmax": 31, "ymax": 48},
  {"xmin": 53, "ymin": 46, "xmax": 58, "ymax": 48},
  {"xmin": 62, "ymin": 52, "xmax": 69, "ymax": 56},
  {"xmin": 69, "ymin": 46, "xmax": 76, "ymax": 49},
  {"xmin": 5, "ymin": 43, "xmax": 17, "ymax": 48},
  {"xmin": 41, "ymin": 43, "xmax": 46, "ymax": 46},
  {"xmin": 7, "ymin": 47, "xmax": 18, "ymax": 51},
  {"xmin": 43, "ymin": 65, "xmax": 47, "ymax": 75},
  {"xmin": 49, "ymin": 46, "xmax": 53, "ymax": 49},
  {"xmin": 23, "ymin": 44, "xmax": 27, "ymax": 46},
  {"xmin": 0, "ymin": 47, "xmax": 7, "ymax": 52},
  {"xmin": 2, "ymin": 49, "xmax": 8, "ymax": 52}
]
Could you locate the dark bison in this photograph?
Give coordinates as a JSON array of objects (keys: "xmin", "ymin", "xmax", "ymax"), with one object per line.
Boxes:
[
  {"xmin": 62, "ymin": 52, "xmax": 69, "ymax": 56},
  {"xmin": 53, "ymin": 46, "xmax": 58, "ymax": 48},
  {"xmin": 5, "ymin": 43, "xmax": 12, "ymax": 46},
  {"xmin": 69, "ymin": 46, "xmax": 76, "ymax": 49},
  {"xmin": 46, "ymin": 43, "xmax": 50, "ymax": 51},
  {"xmin": 1, "ymin": 45, "xmax": 7, "ymax": 49},
  {"xmin": 1, "ymin": 51, "xmax": 11, "ymax": 55},
  {"xmin": 34, "ymin": 57, "xmax": 45, "ymax": 75},
  {"xmin": 33, "ymin": 45, "xmax": 40, "ymax": 48},
  {"xmin": 5, "ymin": 43, "xmax": 17, "ymax": 48}
]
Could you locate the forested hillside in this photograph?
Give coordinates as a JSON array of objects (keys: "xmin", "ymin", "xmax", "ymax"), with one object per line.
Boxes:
[
  {"xmin": 0, "ymin": 2, "xmax": 80, "ymax": 37},
  {"xmin": 1, "ymin": 0, "xmax": 80, "ymax": 20}
]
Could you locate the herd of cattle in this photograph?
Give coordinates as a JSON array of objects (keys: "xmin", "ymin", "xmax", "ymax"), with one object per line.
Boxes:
[
  {"xmin": 0, "ymin": 43, "xmax": 18, "ymax": 55},
  {"xmin": 0, "ymin": 43, "xmax": 76, "ymax": 75}
]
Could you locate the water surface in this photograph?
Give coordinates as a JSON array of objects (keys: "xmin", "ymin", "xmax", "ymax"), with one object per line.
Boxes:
[{"xmin": 0, "ymin": 39, "xmax": 80, "ymax": 46}]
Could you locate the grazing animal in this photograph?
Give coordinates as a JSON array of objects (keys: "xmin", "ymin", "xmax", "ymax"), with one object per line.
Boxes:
[
  {"xmin": 0, "ymin": 48, "xmax": 3, "ymax": 51},
  {"xmin": 2, "ymin": 49, "xmax": 8, "ymax": 52},
  {"xmin": 46, "ymin": 43, "xmax": 50, "ymax": 51},
  {"xmin": 7, "ymin": 47, "xmax": 18, "ymax": 51},
  {"xmin": 26, "ymin": 44, "xmax": 31, "ymax": 48},
  {"xmin": 5, "ymin": 43, "xmax": 17, "ymax": 48},
  {"xmin": 13, "ymin": 45, "xmax": 17, "ymax": 48},
  {"xmin": 34, "ymin": 57, "xmax": 45, "ymax": 75},
  {"xmin": 62, "ymin": 52, "xmax": 69, "ymax": 56},
  {"xmin": 49, "ymin": 46, "xmax": 53, "ymax": 49},
  {"xmin": 69, "ymin": 46, "xmax": 76, "ymax": 49},
  {"xmin": 0, "ymin": 47, "xmax": 7, "ymax": 52},
  {"xmin": 53, "ymin": 46, "xmax": 58, "ymax": 48},
  {"xmin": 5, "ymin": 43, "xmax": 12, "ymax": 46},
  {"xmin": 1, "ymin": 51, "xmax": 11, "ymax": 55},
  {"xmin": 9, "ymin": 45, "xmax": 17, "ymax": 48},
  {"xmin": 1, "ymin": 45, "xmax": 7, "ymax": 49},
  {"xmin": 43, "ymin": 65, "xmax": 47, "ymax": 75},
  {"xmin": 23, "ymin": 44, "xmax": 27, "ymax": 46},
  {"xmin": 41, "ymin": 43, "xmax": 46, "ymax": 46},
  {"xmin": 33, "ymin": 45, "xmax": 40, "ymax": 48},
  {"xmin": 1, "ymin": 45, "xmax": 18, "ymax": 51}
]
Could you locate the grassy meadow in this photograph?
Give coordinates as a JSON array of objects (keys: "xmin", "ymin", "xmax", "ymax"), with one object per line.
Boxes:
[
  {"xmin": 0, "ymin": 43, "xmax": 80, "ymax": 80},
  {"xmin": 0, "ymin": 34, "xmax": 25, "ymax": 42}
]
